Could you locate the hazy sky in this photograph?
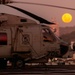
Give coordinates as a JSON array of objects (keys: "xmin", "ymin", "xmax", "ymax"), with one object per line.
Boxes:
[{"xmin": 1, "ymin": 0, "xmax": 75, "ymax": 27}]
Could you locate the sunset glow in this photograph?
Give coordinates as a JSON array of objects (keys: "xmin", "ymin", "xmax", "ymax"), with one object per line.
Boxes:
[{"xmin": 62, "ymin": 13, "xmax": 72, "ymax": 23}]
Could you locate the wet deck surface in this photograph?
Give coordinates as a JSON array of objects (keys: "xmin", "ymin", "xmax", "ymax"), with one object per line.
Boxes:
[{"xmin": 1, "ymin": 70, "xmax": 75, "ymax": 75}]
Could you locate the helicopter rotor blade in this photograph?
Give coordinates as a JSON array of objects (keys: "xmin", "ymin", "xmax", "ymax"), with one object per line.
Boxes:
[
  {"xmin": 1, "ymin": 0, "xmax": 75, "ymax": 10},
  {"xmin": 6, "ymin": 5, "xmax": 54, "ymax": 24},
  {"xmin": 11, "ymin": 1, "xmax": 75, "ymax": 11}
]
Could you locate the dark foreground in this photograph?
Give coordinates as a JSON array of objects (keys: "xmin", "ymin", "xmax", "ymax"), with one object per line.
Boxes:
[{"xmin": 0, "ymin": 65, "xmax": 75, "ymax": 75}]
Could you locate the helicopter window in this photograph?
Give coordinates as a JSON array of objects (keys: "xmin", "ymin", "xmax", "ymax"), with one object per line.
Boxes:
[
  {"xmin": 0, "ymin": 33, "xmax": 7, "ymax": 45},
  {"xmin": 20, "ymin": 19, "xmax": 27, "ymax": 22},
  {"xmin": 42, "ymin": 28, "xmax": 56, "ymax": 42}
]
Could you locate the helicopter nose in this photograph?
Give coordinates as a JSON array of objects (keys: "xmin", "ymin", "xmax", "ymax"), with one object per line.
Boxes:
[{"xmin": 60, "ymin": 44, "xmax": 69, "ymax": 57}]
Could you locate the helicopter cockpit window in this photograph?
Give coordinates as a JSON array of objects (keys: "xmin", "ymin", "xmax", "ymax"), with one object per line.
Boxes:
[
  {"xmin": 0, "ymin": 33, "xmax": 7, "ymax": 45},
  {"xmin": 42, "ymin": 28, "xmax": 56, "ymax": 42}
]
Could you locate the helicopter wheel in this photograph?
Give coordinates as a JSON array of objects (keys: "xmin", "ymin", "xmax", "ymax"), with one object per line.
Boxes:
[{"xmin": 15, "ymin": 59, "xmax": 24, "ymax": 68}]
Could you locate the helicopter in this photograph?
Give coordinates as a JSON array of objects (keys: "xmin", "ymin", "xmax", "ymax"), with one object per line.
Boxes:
[{"xmin": 0, "ymin": 0, "xmax": 74, "ymax": 68}]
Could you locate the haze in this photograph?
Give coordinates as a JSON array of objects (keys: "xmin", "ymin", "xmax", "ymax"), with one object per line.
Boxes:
[
  {"xmin": 2, "ymin": 0, "xmax": 75, "ymax": 27},
  {"xmin": 11, "ymin": 0, "xmax": 75, "ymax": 27}
]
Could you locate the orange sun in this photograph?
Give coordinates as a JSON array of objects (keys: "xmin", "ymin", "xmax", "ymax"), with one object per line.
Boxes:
[{"xmin": 62, "ymin": 13, "xmax": 72, "ymax": 23}]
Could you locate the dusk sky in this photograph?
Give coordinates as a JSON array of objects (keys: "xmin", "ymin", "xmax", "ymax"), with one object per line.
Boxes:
[{"xmin": 1, "ymin": 0, "xmax": 75, "ymax": 27}]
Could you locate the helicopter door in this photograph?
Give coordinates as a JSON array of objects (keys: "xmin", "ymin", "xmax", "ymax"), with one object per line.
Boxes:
[
  {"xmin": 0, "ymin": 28, "xmax": 11, "ymax": 57},
  {"xmin": 14, "ymin": 32, "xmax": 32, "ymax": 52}
]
